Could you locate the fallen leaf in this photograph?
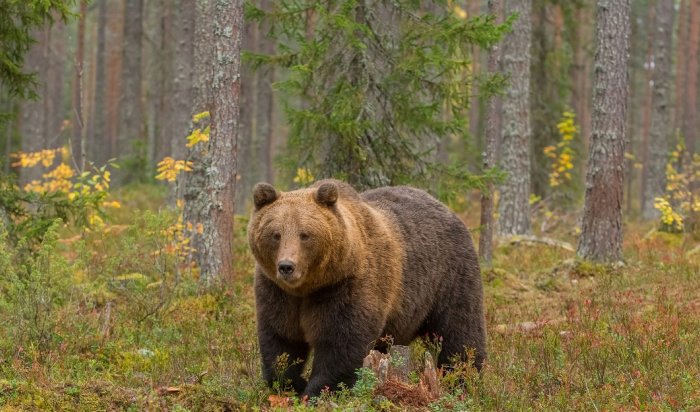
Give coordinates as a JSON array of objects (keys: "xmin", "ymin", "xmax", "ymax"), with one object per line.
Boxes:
[{"xmin": 268, "ymin": 394, "xmax": 291, "ymax": 408}]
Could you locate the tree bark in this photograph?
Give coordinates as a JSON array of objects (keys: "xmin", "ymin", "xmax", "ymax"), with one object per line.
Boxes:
[
  {"xmin": 72, "ymin": 0, "xmax": 87, "ymax": 171},
  {"xmin": 46, "ymin": 19, "xmax": 65, "ymax": 150},
  {"xmin": 117, "ymin": 0, "xmax": 144, "ymax": 183},
  {"xmin": 479, "ymin": 0, "xmax": 502, "ymax": 265},
  {"xmin": 183, "ymin": 0, "xmax": 215, "ymax": 268},
  {"xmin": 683, "ymin": 0, "xmax": 700, "ymax": 155},
  {"xmin": 197, "ymin": 0, "xmax": 243, "ymax": 286},
  {"xmin": 577, "ymin": 0, "xmax": 631, "ymax": 263},
  {"xmin": 234, "ymin": 18, "xmax": 258, "ymax": 214},
  {"xmin": 641, "ymin": 0, "xmax": 675, "ymax": 219},
  {"xmin": 257, "ymin": 0, "xmax": 276, "ymax": 184},
  {"xmin": 674, "ymin": 0, "xmax": 688, "ymax": 134},
  {"xmin": 89, "ymin": 0, "xmax": 109, "ymax": 166},
  {"xmin": 636, "ymin": 3, "xmax": 655, "ymax": 217},
  {"xmin": 570, "ymin": 2, "xmax": 594, "ymax": 191},
  {"xmin": 144, "ymin": 0, "xmax": 163, "ymax": 177},
  {"xmin": 497, "ymin": 0, "xmax": 532, "ymax": 236},
  {"xmin": 468, "ymin": 1, "xmax": 483, "ymax": 159},
  {"xmin": 169, "ymin": 0, "xmax": 195, "ymax": 164},
  {"xmin": 105, "ymin": 0, "xmax": 124, "ymax": 165}
]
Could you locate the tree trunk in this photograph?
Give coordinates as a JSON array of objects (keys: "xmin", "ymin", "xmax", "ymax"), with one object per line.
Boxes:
[
  {"xmin": 183, "ymin": 0, "xmax": 215, "ymax": 268},
  {"xmin": 169, "ymin": 0, "xmax": 195, "ymax": 165},
  {"xmin": 529, "ymin": 0, "xmax": 550, "ymax": 199},
  {"xmin": 117, "ymin": 0, "xmax": 144, "ymax": 183},
  {"xmin": 468, "ymin": 1, "xmax": 483, "ymax": 159},
  {"xmin": 144, "ymin": 0, "xmax": 163, "ymax": 177},
  {"xmin": 636, "ymin": 3, "xmax": 655, "ymax": 217},
  {"xmin": 674, "ymin": 0, "xmax": 688, "ymax": 134},
  {"xmin": 641, "ymin": 0, "xmax": 675, "ymax": 219},
  {"xmin": 497, "ymin": 0, "xmax": 532, "ymax": 236},
  {"xmin": 234, "ymin": 19, "xmax": 258, "ymax": 214},
  {"xmin": 197, "ymin": 0, "xmax": 243, "ymax": 286},
  {"xmin": 577, "ymin": 0, "xmax": 631, "ymax": 263},
  {"xmin": 72, "ymin": 1, "xmax": 87, "ymax": 171},
  {"xmin": 46, "ymin": 19, "xmax": 65, "ymax": 150},
  {"xmin": 257, "ymin": 0, "xmax": 276, "ymax": 184},
  {"xmin": 4, "ymin": 99, "xmax": 13, "ymax": 175},
  {"xmin": 479, "ymin": 0, "xmax": 502, "ymax": 265},
  {"xmin": 683, "ymin": 0, "xmax": 700, "ymax": 155},
  {"xmin": 570, "ymin": 1, "xmax": 594, "ymax": 192},
  {"xmin": 89, "ymin": 0, "xmax": 109, "ymax": 166},
  {"xmin": 105, "ymin": 0, "xmax": 124, "ymax": 165}
]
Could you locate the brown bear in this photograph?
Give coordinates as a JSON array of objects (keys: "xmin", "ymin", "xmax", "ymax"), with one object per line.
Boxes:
[{"xmin": 248, "ymin": 179, "xmax": 486, "ymax": 398}]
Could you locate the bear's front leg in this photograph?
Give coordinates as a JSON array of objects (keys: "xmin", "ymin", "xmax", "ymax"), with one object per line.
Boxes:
[
  {"xmin": 255, "ymin": 272, "xmax": 308, "ymax": 394},
  {"xmin": 258, "ymin": 328, "xmax": 309, "ymax": 394},
  {"xmin": 302, "ymin": 336, "xmax": 371, "ymax": 398}
]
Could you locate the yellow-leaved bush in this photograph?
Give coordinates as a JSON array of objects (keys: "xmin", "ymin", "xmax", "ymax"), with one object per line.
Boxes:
[
  {"xmin": 11, "ymin": 147, "xmax": 119, "ymax": 230},
  {"xmin": 653, "ymin": 142, "xmax": 700, "ymax": 233},
  {"xmin": 293, "ymin": 168, "xmax": 315, "ymax": 186},
  {"xmin": 151, "ymin": 111, "xmax": 211, "ymax": 273},
  {"xmin": 155, "ymin": 111, "xmax": 209, "ymax": 183},
  {"xmin": 544, "ymin": 110, "xmax": 577, "ymax": 188}
]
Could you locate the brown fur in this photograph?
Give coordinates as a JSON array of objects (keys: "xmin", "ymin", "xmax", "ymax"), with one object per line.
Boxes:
[{"xmin": 248, "ymin": 179, "xmax": 486, "ymax": 398}]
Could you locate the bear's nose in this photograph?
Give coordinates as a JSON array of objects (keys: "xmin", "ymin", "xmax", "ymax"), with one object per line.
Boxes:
[{"xmin": 277, "ymin": 260, "xmax": 296, "ymax": 278}]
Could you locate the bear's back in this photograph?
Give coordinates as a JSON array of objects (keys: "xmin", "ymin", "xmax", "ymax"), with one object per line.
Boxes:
[{"xmin": 360, "ymin": 186, "xmax": 480, "ymax": 344}]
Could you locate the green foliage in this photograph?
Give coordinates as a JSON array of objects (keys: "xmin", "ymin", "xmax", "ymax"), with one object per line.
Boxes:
[
  {"xmin": 0, "ymin": 155, "xmax": 117, "ymax": 253},
  {"xmin": 0, "ymin": 0, "xmax": 75, "ymax": 99},
  {"xmin": 0, "ymin": 222, "xmax": 73, "ymax": 355},
  {"xmin": 351, "ymin": 367, "xmax": 378, "ymax": 398},
  {"xmin": 247, "ymin": 1, "xmax": 512, "ymax": 192}
]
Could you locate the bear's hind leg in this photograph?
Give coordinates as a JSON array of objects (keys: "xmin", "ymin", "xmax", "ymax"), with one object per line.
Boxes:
[{"xmin": 431, "ymin": 296, "xmax": 486, "ymax": 371}]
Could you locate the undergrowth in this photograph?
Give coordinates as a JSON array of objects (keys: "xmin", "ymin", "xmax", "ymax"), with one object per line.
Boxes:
[{"xmin": 1, "ymin": 187, "xmax": 699, "ymax": 411}]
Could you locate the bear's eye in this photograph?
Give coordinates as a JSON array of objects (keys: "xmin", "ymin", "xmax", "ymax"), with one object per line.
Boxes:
[
  {"xmin": 300, "ymin": 232, "xmax": 310, "ymax": 241},
  {"xmin": 272, "ymin": 232, "xmax": 281, "ymax": 241}
]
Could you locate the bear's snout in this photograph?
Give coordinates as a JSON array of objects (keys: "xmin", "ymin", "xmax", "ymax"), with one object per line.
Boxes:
[{"xmin": 277, "ymin": 260, "xmax": 296, "ymax": 279}]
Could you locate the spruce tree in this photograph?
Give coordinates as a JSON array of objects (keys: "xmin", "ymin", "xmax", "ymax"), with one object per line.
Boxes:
[{"xmin": 248, "ymin": 1, "xmax": 511, "ymax": 192}]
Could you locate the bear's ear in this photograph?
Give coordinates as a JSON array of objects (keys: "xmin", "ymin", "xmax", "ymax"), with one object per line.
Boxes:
[
  {"xmin": 253, "ymin": 183, "xmax": 279, "ymax": 210},
  {"xmin": 315, "ymin": 182, "xmax": 338, "ymax": 207}
]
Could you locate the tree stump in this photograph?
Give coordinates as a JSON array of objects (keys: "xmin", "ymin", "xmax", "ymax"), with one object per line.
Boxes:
[{"xmin": 361, "ymin": 345, "xmax": 441, "ymax": 406}]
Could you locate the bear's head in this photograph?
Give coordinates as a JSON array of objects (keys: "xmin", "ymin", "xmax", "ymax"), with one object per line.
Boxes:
[{"xmin": 248, "ymin": 180, "xmax": 352, "ymax": 296}]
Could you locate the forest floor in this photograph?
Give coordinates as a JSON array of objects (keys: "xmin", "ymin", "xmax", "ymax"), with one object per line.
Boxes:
[{"xmin": 1, "ymin": 187, "xmax": 699, "ymax": 411}]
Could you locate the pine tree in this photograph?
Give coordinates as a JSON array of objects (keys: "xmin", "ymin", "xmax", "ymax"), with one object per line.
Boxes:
[
  {"xmin": 497, "ymin": 0, "xmax": 532, "ymax": 236},
  {"xmin": 116, "ymin": 0, "xmax": 144, "ymax": 183},
  {"xmin": 185, "ymin": 0, "xmax": 244, "ymax": 286},
  {"xmin": 479, "ymin": 0, "xmax": 503, "ymax": 265},
  {"xmin": 0, "ymin": 0, "xmax": 73, "ymax": 101},
  {"xmin": 641, "ymin": 0, "xmax": 675, "ymax": 219},
  {"xmin": 248, "ymin": 1, "xmax": 511, "ymax": 192},
  {"xmin": 577, "ymin": 0, "xmax": 631, "ymax": 263}
]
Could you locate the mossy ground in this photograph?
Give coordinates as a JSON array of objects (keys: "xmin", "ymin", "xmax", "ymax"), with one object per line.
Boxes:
[{"xmin": 1, "ymin": 189, "xmax": 699, "ymax": 411}]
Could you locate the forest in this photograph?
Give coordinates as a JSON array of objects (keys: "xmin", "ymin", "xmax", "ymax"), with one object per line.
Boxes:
[{"xmin": 1, "ymin": 0, "xmax": 699, "ymax": 410}]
